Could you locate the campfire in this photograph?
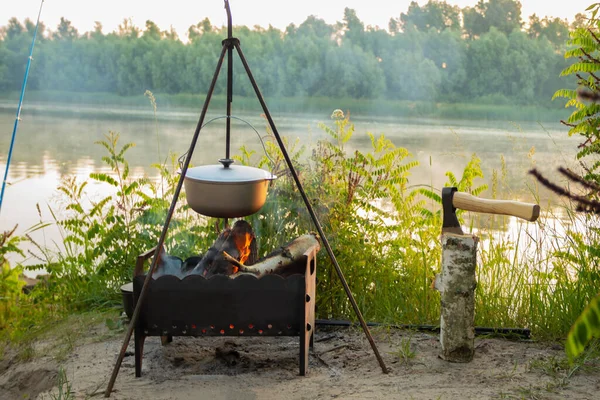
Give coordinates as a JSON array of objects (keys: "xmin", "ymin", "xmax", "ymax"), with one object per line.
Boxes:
[
  {"xmin": 152, "ymin": 220, "xmax": 319, "ymax": 279},
  {"xmin": 130, "ymin": 222, "xmax": 320, "ymax": 378}
]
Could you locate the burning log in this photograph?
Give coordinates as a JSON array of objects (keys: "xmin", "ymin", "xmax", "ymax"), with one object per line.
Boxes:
[
  {"xmin": 191, "ymin": 220, "xmax": 258, "ymax": 277},
  {"xmin": 152, "ymin": 220, "xmax": 319, "ymax": 279},
  {"xmin": 226, "ymin": 233, "xmax": 320, "ymax": 278}
]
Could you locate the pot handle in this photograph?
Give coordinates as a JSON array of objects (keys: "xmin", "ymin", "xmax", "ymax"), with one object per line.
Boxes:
[{"xmin": 177, "ymin": 115, "xmax": 276, "ymax": 176}]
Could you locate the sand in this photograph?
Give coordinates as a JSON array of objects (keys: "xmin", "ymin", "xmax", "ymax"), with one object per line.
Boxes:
[{"xmin": 1, "ymin": 320, "xmax": 599, "ymax": 400}]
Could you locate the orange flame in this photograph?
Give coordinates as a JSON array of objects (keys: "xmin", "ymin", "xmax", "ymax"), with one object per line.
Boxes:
[{"xmin": 235, "ymin": 232, "xmax": 254, "ymax": 265}]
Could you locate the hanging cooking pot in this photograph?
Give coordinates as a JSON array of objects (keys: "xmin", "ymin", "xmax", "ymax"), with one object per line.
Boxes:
[{"xmin": 184, "ymin": 158, "xmax": 277, "ymax": 218}]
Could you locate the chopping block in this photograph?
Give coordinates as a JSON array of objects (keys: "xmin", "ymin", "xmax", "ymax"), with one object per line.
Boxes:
[{"xmin": 434, "ymin": 187, "xmax": 540, "ymax": 362}]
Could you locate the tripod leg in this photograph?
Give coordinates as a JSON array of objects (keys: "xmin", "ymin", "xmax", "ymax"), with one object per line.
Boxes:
[
  {"xmin": 104, "ymin": 44, "xmax": 230, "ymax": 398},
  {"xmin": 233, "ymin": 42, "xmax": 388, "ymax": 375}
]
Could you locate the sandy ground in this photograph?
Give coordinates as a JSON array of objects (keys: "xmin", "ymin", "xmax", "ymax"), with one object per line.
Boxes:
[{"xmin": 1, "ymin": 321, "xmax": 599, "ymax": 400}]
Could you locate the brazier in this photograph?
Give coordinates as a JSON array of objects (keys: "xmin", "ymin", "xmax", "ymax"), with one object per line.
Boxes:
[{"xmin": 132, "ymin": 244, "xmax": 318, "ymax": 377}]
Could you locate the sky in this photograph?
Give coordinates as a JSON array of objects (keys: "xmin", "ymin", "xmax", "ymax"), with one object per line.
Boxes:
[{"xmin": 1, "ymin": 0, "xmax": 595, "ymax": 40}]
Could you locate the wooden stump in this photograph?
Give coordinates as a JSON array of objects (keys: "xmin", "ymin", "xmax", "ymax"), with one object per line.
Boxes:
[{"xmin": 434, "ymin": 233, "xmax": 478, "ymax": 362}]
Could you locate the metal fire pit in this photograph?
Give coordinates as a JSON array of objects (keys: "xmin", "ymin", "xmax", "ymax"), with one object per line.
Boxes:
[{"xmin": 131, "ymin": 245, "xmax": 318, "ymax": 377}]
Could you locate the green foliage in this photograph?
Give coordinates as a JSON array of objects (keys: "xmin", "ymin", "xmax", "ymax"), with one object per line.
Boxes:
[
  {"xmin": 388, "ymin": 335, "xmax": 417, "ymax": 365},
  {"xmin": 46, "ymin": 367, "xmax": 74, "ymax": 400},
  {"xmin": 554, "ymin": 3, "xmax": 600, "ymax": 357},
  {"xmin": 528, "ymin": 14, "xmax": 570, "ymax": 49},
  {"xmin": 566, "ymin": 293, "xmax": 600, "ymax": 360},
  {"xmin": 554, "ymin": 20, "xmax": 600, "ymax": 162},
  {"xmin": 462, "ymin": 0, "xmax": 523, "ymax": 37},
  {"xmin": 26, "ymin": 131, "xmax": 211, "ymax": 311},
  {"xmin": 399, "ymin": 0, "xmax": 461, "ymax": 32},
  {"xmin": 0, "ymin": 226, "xmax": 25, "ymax": 329},
  {"xmin": 0, "ymin": 3, "xmax": 569, "ymax": 105},
  {"xmin": 252, "ymin": 110, "xmax": 484, "ymax": 324}
]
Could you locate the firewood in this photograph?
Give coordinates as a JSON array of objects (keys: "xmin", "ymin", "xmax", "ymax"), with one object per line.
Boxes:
[
  {"xmin": 191, "ymin": 220, "xmax": 257, "ymax": 277},
  {"xmin": 231, "ymin": 233, "xmax": 320, "ymax": 278},
  {"xmin": 434, "ymin": 233, "xmax": 478, "ymax": 363},
  {"xmin": 222, "ymin": 251, "xmax": 255, "ymax": 274},
  {"xmin": 156, "ymin": 222, "xmax": 318, "ymax": 279}
]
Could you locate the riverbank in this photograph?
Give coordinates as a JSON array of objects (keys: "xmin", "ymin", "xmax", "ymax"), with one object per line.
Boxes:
[
  {"xmin": 1, "ymin": 312, "xmax": 598, "ymax": 400},
  {"xmin": 0, "ymin": 90, "xmax": 570, "ymax": 123}
]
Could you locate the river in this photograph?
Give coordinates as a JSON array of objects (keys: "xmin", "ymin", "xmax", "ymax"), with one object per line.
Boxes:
[{"xmin": 0, "ymin": 101, "xmax": 579, "ymax": 270}]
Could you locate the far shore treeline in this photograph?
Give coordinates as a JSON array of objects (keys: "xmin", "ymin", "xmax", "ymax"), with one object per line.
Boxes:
[{"xmin": 0, "ymin": 0, "xmax": 580, "ymax": 110}]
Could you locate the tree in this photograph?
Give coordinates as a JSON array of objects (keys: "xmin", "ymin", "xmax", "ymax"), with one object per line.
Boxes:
[
  {"xmin": 143, "ymin": 20, "xmax": 162, "ymax": 41},
  {"xmin": 421, "ymin": 29, "xmax": 467, "ymax": 98},
  {"xmin": 24, "ymin": 19, "xmax": 40, "ymax": 37},
  {"xmin": 527, "ymin": 14, "xmax": 543, "ymax": 38},
  {"xmin": 163, "ymin": 26, "xmax": 179, "ymax": 42},
  {"xmin": 362, "ymin": 26, "xmax": 391, "ymax": 59},
  {"xmin": 54, "ymin": 17, "xmax": 78, "ymax": 41},
  {"xmin": 117, "ymin": 18, "xmax": 140, "ymax": 39},
  {"xmin": 5, "ymin": 18, "xmax": 24, "ymax": 40},
  {"xmin": 463, "ymin": 0, "xmax": 522, "ymax": 37},
  {"xmin": 187, "ymin": 18, "xmax": 213, "ymax": 43},
  {"xmin": 89, "ymin": 22, "xmax": 104, "ymax": 40},
  {"xmin": 540, "ymin": 17, "xmax": 569, "ymax": 48},
  {"xmin": 388, "ymin": 18, "xmax": 399, "ymax": 35},
  {"xmin": 465, "ymin": 27, "xmax": 510, "ymax": 96},
  {"xmin": 399, "ymin": 0, "xmax": 461, "ymax": 32},
  {"xmin": 341, "ymin": 8, "xmax": 365, "ymax": 47},
  {"xmin": 527, "ymin": 14, "xmax": 569, "ymax": 48},
  {"xmin": 297, "ymin": 15, "xmax": 333, "ymax": 39},
  {"xmin": 381, "ymin": 47, "xmax": 441, "ymax": 101},
  {"xmin": 462, "ymin": 4, "xmax": 487, "ymax": 38},
  {"xmin": 321, "ymin": 43, "xmax": 385, "ymax": 99},
  {"xmin": 0, "ymin": 9, "xmax": 574, "ymax": 103},
  {"xmin": 572, "ymin": 13, "xmax": 588, "ymax": 30},
  {"xmin": 484, "ymin": 0, "xmax": 522, "ymax": 35}
]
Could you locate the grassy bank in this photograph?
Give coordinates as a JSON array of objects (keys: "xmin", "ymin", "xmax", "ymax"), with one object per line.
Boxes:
[
  {"xmin": 0, "ymin": 90, "xmax": 570, "ymax": 122},
  {"xmin": 0, "ymin": 110, "xmax": 596, "ymax": 354}
]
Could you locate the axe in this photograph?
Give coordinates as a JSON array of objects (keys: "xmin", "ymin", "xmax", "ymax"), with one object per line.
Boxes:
[{"xmin": 442, "ymin": 187, "xmax": 540, "ymax": 235}]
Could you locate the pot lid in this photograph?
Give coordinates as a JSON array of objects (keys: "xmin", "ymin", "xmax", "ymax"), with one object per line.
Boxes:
[{"xmin": 185, "ymin": 164, "xmax": 273, "ymax": 183}]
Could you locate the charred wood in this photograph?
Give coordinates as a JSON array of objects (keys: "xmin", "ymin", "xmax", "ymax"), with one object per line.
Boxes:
[
  {"xmin": 151, "ymin": 221, "xmax": 318, "ymax": 279},
  {"xmin": 191, "ymin": 219, "xmax": 257, "ymax": 277}
]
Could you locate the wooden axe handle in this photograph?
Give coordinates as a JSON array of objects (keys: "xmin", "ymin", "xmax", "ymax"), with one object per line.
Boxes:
[{"xmin": 453, "ymin": 192, "xmax": 540, "ymax": 222}]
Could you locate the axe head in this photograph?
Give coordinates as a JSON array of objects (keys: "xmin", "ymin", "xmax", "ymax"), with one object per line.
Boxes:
[{"xmin": 442, "ymin": 187, "xmax": 463, "ymax": 235}]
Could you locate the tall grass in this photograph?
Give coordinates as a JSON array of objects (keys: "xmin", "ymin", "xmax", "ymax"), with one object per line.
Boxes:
[{"xmin": 470, "ymin": 207, "xmax": 600, "ymax": 340}]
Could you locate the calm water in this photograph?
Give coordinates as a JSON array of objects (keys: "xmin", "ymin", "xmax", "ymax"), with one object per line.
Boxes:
[{"xmin": 0, "ymin": 101, "xmax": 578, "ymax": 269}]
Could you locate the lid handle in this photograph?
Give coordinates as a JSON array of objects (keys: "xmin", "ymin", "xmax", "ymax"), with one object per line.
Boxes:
[{"xmin": 219, "ymin": 158, "xmax": 234, "ymax": 168}]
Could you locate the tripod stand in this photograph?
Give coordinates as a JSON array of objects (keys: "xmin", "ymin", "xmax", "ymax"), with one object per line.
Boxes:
[{"xmin": 105, "ymin": 1, "xmax": 387, "ymax": 396}]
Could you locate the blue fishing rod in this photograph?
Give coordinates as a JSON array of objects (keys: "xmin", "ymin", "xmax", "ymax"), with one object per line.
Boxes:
[{"xmin": 0, "ymin": 0, "xmax": 45, "ymax": 215}]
